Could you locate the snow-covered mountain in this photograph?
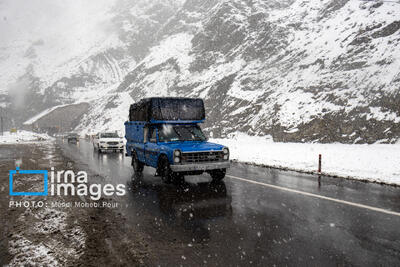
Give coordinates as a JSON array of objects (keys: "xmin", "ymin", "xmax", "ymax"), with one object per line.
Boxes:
[
  {"xmin": 3, "ymin": 0, "xmax": 400, "ymax": 143},
  {"xmin": 0, "ymin": 0, "xmax": 184, "ymax": 131}
]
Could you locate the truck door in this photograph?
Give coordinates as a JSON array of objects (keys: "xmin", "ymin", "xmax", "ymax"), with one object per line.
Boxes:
[
  {"xmin": 136, "ymin": 126, "xmax": 147, "ymax": 162},
  {"xmin": 145, "ymin": 127, "xmax": 159, "ymax": 168}
]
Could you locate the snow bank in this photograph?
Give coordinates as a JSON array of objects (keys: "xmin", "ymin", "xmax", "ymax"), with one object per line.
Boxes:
[
  {"xmin": 0, "ymin": 131, "xmax": 53, "ymax": 144},
  {"xmin": 211, "ymin": 132, "xmax": 400, "ymax": 186}
]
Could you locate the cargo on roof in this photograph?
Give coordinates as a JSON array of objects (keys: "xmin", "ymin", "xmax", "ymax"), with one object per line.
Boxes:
[{"xmin": 129, "ymin": 97, "xmax": 205, "ymax": 122}]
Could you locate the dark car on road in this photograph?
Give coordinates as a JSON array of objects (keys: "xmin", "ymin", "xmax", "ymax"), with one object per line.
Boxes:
[{"xmin": 67, "ymin": 133, "xmax": 79, "ymax": 143}]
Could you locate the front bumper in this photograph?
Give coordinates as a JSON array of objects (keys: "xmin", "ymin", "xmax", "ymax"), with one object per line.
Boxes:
[
  {"xmin": 170, "ymin": 161, "xmax": 230, "ymax": 172},
  {"xmin": 99, "ymin": 144, "xmax": 124, "ymax": 150}
]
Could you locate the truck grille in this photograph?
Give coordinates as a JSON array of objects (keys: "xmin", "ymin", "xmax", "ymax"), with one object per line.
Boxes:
[
  {"xmin": 181, "ymin": 151, "xmax": 224, "ymax": 163},
  {"xmin": 107, "ymin": 141, "xmax": 119, "ymax": 145}
]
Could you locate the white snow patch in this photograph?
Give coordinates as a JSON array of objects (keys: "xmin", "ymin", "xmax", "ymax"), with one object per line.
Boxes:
[
  {"xmin": 23, "ymin": 104, "xmax": 71, "ymax": 125},
  {"xmin": 9, "ymin": 235, "xmax": 60, "ymax": 266},
  {"xmin": 0, "ymin": 131, "xmax": 53, "ymax": 144},
  {"xmin": 367, "ymin": 107, "xmax": 400, "ymax": 123},
  {"xmin": 145, "ymin": 33, "xmax": 194, "ymax": 74},
  {"xmin": 77, "ymin": 92, "xmax": 133, "ymax": 136},
  {"xmin": 9, "ymin": 206, "xmax": 86, "ymax": 265},
  {"xmin": 284, "ymin": 128, "xmax": 299, "ymax": 134},
  {"xmin": 211, "ymin": 132, "xmax": 400, "ymax": 185}
]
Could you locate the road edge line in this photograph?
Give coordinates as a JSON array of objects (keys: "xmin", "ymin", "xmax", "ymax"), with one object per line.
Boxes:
[{"xmin": 226, "ymin": 174, "xmax": 400, "ymax": 217}]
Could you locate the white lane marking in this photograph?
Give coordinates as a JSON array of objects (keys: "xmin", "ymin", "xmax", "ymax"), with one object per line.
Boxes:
[{"xmin": 227, "ymin": 174, "xmax": 400, "ymax": 217}]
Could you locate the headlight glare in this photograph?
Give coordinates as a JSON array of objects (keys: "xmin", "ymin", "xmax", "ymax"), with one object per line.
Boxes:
[
  {"xmin": 173, "ymin": 150, "xmax": 181, "ymax": 163},
  {"xmin": 223, "ymin": 147, "xmax": 229, "ymax": 160}
]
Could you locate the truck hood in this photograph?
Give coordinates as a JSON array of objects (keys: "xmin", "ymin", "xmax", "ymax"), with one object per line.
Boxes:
[{"xmin": 160, "ymin": 141, "xmax": 225, "ymax": 152}]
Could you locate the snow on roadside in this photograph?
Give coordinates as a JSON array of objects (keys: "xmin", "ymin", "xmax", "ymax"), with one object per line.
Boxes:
[
  {"xmin": 8, "ymin": 235, "xmax": 60, "ymax": 266},
  {"xmin": 0, "ymin": 131, "xmax": 53, "ymax": 144},
  {"xmin": 211, "ymin": 132, "xmax": 400, "ymax": 186},
  {"xmin": 8, "ymin": 158, "xmax": 86, "ymax": 265},
  {"xmin": 9, "ymin": 206, "xmax": 86, "ymax": 265}
]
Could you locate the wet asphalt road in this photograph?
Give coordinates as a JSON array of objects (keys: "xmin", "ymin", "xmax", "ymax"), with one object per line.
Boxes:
[{"xmin": 58, "ymin": 139, "xmax": 400, "ymax": 266}]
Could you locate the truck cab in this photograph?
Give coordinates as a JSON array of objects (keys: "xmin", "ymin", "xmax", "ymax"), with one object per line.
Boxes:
[{"xmin": 125, "ymin": 97, "xmax": 230, "ymax": 183}]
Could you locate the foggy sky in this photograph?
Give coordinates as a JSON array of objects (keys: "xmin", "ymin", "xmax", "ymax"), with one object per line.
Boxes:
[
  {"xmin": 0, "ymin": 0, "xmax": 116, "ymax": 47},
  {"xmin": 0, "ymin": 0, "xmax": 118, "ymax": 94}
]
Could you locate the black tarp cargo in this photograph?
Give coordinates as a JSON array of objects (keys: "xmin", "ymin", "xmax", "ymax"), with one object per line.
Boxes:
[
  {"xmin": 129, "ymin": 98, "xmax": 205, "ymax": 122},
  {"xmin": 129, "ymin": 100, "xmax": 150, "ymax": 122}
]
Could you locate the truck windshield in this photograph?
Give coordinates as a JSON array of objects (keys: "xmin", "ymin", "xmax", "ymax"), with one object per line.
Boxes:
[
  {"xmin": 101, "ymin": 133, "xmax": 119, "ymax": 138},
  {"xmin": 158, "ymin": 125, "xmax": 206, "ymax": 142}
]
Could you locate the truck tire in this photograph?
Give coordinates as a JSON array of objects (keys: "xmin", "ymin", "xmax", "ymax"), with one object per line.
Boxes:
[
  {"xmin": 158, "ymin": 156, "xmax": 173, "ymax": 183},
  {"xmin": 173, "ymin": 173, "xmax": 185, "ymax": 184},
  {"xmin": 158, "ymin": 156, "xmax": 184, "ymax": 184},
  {"xmin": 132, "ymin": 153, "xmax": 144, "ymax": 173},
  {"xmin": 209, "ymin": 169, "xmax": 226, "ymax": 181}
]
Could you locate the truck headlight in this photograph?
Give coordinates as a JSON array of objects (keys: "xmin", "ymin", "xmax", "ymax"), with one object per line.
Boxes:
[
  {"xmin": 223, "ymin": 147, "xmax": 229, "ymax": 160},
  {"xmin": 174, "ymin": 150, "xmax": 181, "ymax": 163}
]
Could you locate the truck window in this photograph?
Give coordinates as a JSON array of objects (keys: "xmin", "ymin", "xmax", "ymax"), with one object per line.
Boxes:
[
  {"xmin": 158, "ymin": 125, "xmax": 206, "ymax": 142},
  {"xmin": 149, "ymin": 128, "xmax": 157, "ymax": 143}
]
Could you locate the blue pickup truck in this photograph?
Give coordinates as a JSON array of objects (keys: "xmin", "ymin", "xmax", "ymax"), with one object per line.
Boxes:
[{"xmin": 125, "ymin": 97, "xmax": 230, "ymax": 183}]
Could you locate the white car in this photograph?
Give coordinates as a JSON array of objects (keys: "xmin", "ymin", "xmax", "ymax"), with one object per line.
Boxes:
[{"xmin": 93, "ymin": 132, "xmax": 124, "ymax": 153}]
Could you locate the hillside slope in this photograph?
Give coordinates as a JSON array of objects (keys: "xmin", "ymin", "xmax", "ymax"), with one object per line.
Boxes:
[
  {"xmin": 1, "ymin": 0, "xmax": 184, "ymax": 130},
  {"xmin": 111, "ymin": 0, "xmax": 400, "ymax": 143},
  {"xmin": 5, "ymin": 0, "xmax": 400, "ymax": 143}
]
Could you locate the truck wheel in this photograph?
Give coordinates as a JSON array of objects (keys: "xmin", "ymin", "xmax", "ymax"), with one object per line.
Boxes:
[
  {"xmin": 158, "ymin": 156, "xmax": 173, "ymax": 183},
  {"xmin": 210, "ymin": 169, "xmax": 226, "ymax": 181},
  {"xmin": 132, "ymin": 153, "xmax": 144, "ymax": 173},
  {"xmin": 171, "ymin": 173, "xmax": 185, "ymax": 184}
]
